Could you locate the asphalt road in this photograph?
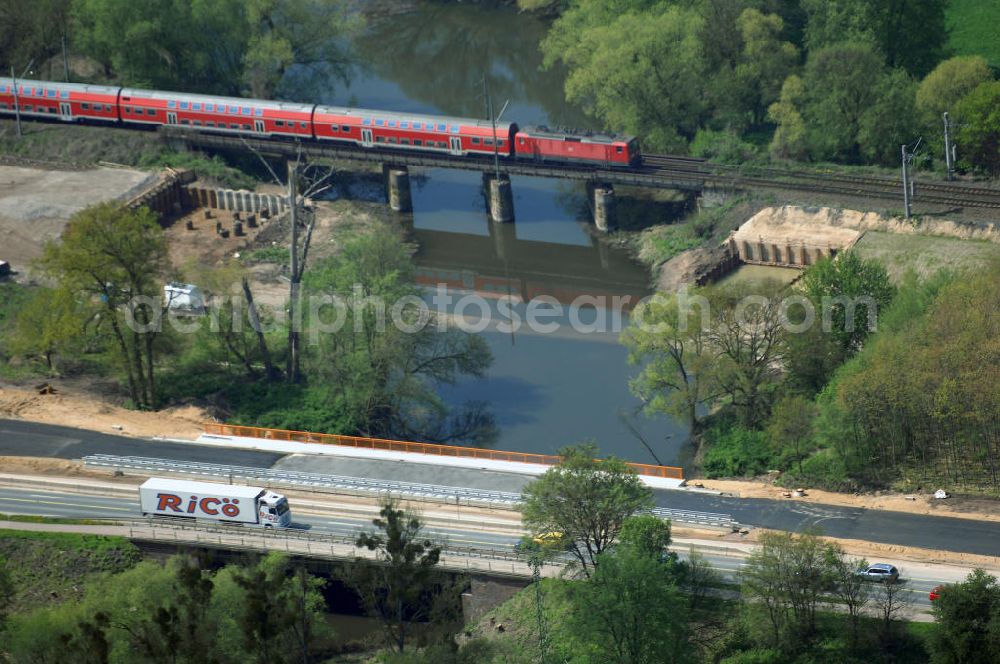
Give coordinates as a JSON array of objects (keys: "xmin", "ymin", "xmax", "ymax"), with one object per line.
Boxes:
[
  {"xmin": 0, "ymin": 486, "xmax": 940, "ymax": 609},
  {"xmin": 0, "ymin": 419, "xmax": 285, "ymax": 467},
  {"xmin": 2, "ymin": 418, "xmax": 998, "ymax": 559},
  {"xmin": 655, "ymin": 491, "xmax": 1000, "ymax": 558}
]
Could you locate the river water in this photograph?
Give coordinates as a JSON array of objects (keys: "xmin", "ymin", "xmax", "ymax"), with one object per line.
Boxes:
[{"xmin": 290, "ymin": 1, "xmax": 689, "ymax": 465}]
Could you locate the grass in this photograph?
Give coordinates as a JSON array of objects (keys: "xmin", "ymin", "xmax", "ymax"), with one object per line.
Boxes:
[
  {"xmin": 633, "ymin": 223, "xmax": 701, "ymax": 266},
  {"xmin": 0, "ymin": 530, "xmax": 141, "ymax": 612},
  {"xmin": 0, "ymin": 513, "xmax": 107, "ymax": 526},
  {"xmin": 243, "ymin": 245, "xmax": 290, "ymax": 265},
  {"xmin": 947, "ymin": 0, "xmax": 1000, "ymax": 67},
  {"xmin": 852, "ymin": 231, "xmax": 1000, "ymax": 282},
  {"xmin": 0, "ymin": 119, "xmax": 256, "ymax": 189}
]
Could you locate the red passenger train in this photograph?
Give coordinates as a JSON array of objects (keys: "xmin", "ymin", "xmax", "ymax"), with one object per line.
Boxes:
[{"xmin": 0, "ymin": 77, "xmax": 640, "ymax": 167}]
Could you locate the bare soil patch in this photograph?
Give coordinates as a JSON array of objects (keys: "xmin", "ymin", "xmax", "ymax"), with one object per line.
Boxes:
[
  {"xmin": 0, "ymin": 164, "xmax": 157, "ymax": 280},
  {"xmin": 0, "ymin": 385, "xmax": 206, "ymax": 440}
]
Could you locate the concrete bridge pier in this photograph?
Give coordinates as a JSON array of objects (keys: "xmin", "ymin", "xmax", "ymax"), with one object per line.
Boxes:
[
  {"xmin": 593, "ymin": 184, "xmax": 616, "ymax": 232},
  {"xmin": 489, "ymin": 217, "xmax": 516, "ymax": 262},
  {"xmin": 485, "ymin": 173, "xmax": 514, "ymax": 223},
  {"xmin": 385, "ymin": 166, "xmax": 412, "ymax": 213}
]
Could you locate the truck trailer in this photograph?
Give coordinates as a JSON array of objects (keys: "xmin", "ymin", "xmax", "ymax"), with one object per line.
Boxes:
[{"xmin": 139, "ymin": 478, "xmax": 292, "ymax": 528}]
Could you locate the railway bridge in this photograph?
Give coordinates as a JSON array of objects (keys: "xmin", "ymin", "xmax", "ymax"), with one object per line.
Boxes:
[
  {"xmin": 161, "ymin": 127, "xmax": 710, "ymax": 231},
  {"xmin": 163, "ymin": 127, "xmax": 1000, "ymax": 231}
]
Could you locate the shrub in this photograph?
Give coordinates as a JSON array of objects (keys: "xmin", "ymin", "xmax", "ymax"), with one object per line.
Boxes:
[
  {"xmin": 702, "ymin": 424, "xmax": 775, "ymax": 478},
  {"xmin": 690, "ymin": 129, "xmax": 762, "ymax": 164}
]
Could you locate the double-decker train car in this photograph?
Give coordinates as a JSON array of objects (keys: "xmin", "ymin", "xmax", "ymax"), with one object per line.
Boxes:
[
  {"xmin": 0, "ymin": 76, "xmax": 642, "ymax": 168},
  {"xmin": 514, "ymin": 126, "xmax": 640, "ymax": 167},
  {"xmin": 0, "ymin": 78, "xmax": 120, "ymax": 123},
  {"xmin": 313, "ymin": 105, "xmax": 516, "ymax": 157},
  {"xmin": 119, "ymin": 87, "xmax": 314, "ymax": 138}
]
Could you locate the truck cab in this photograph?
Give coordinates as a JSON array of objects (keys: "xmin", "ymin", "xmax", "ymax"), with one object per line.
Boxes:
[{"xmin": 257, "ymin": 491, "xmax": 292, "ymax": 528}]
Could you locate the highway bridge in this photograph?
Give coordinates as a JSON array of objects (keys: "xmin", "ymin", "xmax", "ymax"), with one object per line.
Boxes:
[
  {"xmin": 3, "ymin": 419, "xmax": 1000, "ymax": 559},
  {"xmin": 0, "ymin": 474, "xmax": 965, "ymax": 612}
]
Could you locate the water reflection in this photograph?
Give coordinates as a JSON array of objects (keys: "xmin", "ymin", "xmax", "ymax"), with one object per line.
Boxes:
[
  {"xmin": 286, "ymin": 1, "xmax": 693, "ymax": 465},
  {"xmin": 347, "ymin": 2, "xmax": 593, "ymax": 127}
]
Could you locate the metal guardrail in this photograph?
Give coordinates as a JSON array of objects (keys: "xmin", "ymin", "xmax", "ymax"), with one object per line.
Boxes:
[
  {"xmin": 81, "ymin": 454, "xmax": 737, "ymax": 529},
  {"xmin": 202, "ymin": 422, "xmax": 685, "ymax": 480},
  {"xmin": 94, "ymin": 515, "xmax": 548, "ymax": 577},
  {"xmin": 83, "ymin": 454, "xmax": 522, "ymax": 505}
]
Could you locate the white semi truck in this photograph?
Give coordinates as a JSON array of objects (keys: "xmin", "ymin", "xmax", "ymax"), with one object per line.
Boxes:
[{"xmin": 139, "ymin": 478, "xmax": 292, "ymax": 528}]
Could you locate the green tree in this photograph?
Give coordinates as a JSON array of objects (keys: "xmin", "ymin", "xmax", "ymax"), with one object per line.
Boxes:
[
  {"xmin": 801, "ymin": 42, "xmax": 888, "ymax": 162},
  {"xmin": 916, "ymin": 56, "xmax": 994, "ymax": 126},
  {"xmin": 521, "ymin": 443, "xmax": 653, "ymax": 575},
  {"xmin": 858, "ymin": 67, "xmax": 919, "ymax": 166},
  {"xmin": 766, "ymin": 395, "xmax": 815, "ymax": 475},
  {"xmin": 872, "ymin": 575, "xmax": 911, "ymax": 648},
  {"xmin": 740, "ymin": 530, "xmax": 836, "ymax": 651},
  {"xmin": 802, "ymin": 0, "xmax": 948, "ymax": 76},
  {"xmin": 706, "ymin": 281, "xmax": 787, "ymax": 428},
  {"xmin": 734, "ymin": 8, "xmax": 799, "ymax": 127},
  {"xmin": 618, "ymin": 513, "xmax": 672, "ymax": 560},
  {"xmin": 955, "ymin": 81, "xmax": 1000, "ymax": 175},
  {"xmin": 869, "ymin": 0, "xmax": 949, "ymax": 77},
  {"xmin": 71, "ymin": 0, "xmax": 355, "ymax": 97},
  {"xmin": 37, "ymin": 202, "xmax": 167, "ymax": 410},
  {"xmin": 622, "ymin": 289, "xmax": 717, "ymax": 433},
  {"xmin": 4, "ymin": 602, "xmax": 92, "ymax": 664},
  {"xmin": 542, "ymin": 3, "xmax": 708, "ymax": 151},
  {"xmin": 824, "ymin": 549, "xmax": 871, "ymax": 649},
  {"xmin": 820, "ymin": 266, "xmax": 1000, "ymax": 490},
  {"xmin": 350, "ymin": 497, "xmax": 445, "ymax": 653},
  {"xmin": 928, "ymin": 569, "xmax": 1000, "ymax": 664},
  {"xmin": 568, "ymin": 544, "xmax": 693, "ymax": 664},
  {"xmin": 799, "ymin": 251, "xmax": 895, "ymax": 354},
  {"xmin": 801, "ymin": 0, "xmax": 876, "ymax": 53},
  {"xmin": 0, "ymin": 0, "xmax": 73, "ymax": 79},
  {"xmin": 784, "ymin": 320, "xmax": 846, "ymax": 395},
  {"xmin": 241, "ymin": 0, "xmax": 357, "ymax": 99},
  {"xmin": 0, "ymin": 557, "xmax": 13, "ymax": 629},
  {"xmin": 786, "ymin": 251, "xmax": 893, "ymax": 395},
  {"xmin": 303, "ymin": 228, "xmax": 494, "ymax": 444},
  {"xmin": 768, "ymin": 75, "xmax": 808, "ymax": 160},
  {"xmin": 230, "ymin": 553, "xmax": 329, "ymax": 664},
  {"xmin": 9, "ymin": 286, "xmax": 87, "ymax": 375}
]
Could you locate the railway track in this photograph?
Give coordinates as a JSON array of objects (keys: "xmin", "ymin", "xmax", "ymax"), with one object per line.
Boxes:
[
  {"xmin": 641, "ymin": 153, "xmax": 1000, "ymax": 208},
  {"xmin": 5, "ymin": 113, "xmax": 1000, "ymax": 208}
]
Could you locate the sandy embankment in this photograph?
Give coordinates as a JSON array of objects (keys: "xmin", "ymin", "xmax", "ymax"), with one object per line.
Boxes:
[{"xmin": 0, "ymin": 386, "xmax": 207, "ymax": 440}]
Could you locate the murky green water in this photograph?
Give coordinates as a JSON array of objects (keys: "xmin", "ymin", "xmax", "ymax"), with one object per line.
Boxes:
[{"xmin": 291, "ymin": 1, "xmax": 690, "ymax": 464}]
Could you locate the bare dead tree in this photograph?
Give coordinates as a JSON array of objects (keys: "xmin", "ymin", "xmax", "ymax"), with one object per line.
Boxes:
[
  {"xmin": 242, "ymin": 276, "xmax": 280, "ymax": 381},
  {"xmin": 872, "ymin": 577, "xmax": 912, "ymax": 649},
  {"xmin": 238, "ymin": 141, "xmax": 333, "ymax": 383}
]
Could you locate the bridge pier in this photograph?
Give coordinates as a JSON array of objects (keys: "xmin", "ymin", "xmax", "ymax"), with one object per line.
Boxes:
[
  {"xmin": 489, "ymin": 218, "xmax": 516, "ymax": 262},
  {"xmin": 385, "ymin": 166, "xmax": 412, "ymax": 213},
  {"xmin": 593, "ymin": 184, "xmax": 616, "ymax": 232},
  {"xmin": 485, "ymin": 173, "xmax": 514, "ymax": 223}
]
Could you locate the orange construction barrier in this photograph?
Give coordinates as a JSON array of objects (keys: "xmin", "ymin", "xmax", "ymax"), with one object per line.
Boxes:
[{"xmin": 203, "ymin": 422, "xmax": 683, "ymax": 480}]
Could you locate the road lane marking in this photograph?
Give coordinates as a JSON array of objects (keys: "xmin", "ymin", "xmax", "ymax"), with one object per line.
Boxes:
[{"xmin": 0, "ymin": 497, "xmax": 131, "ymax": 512}]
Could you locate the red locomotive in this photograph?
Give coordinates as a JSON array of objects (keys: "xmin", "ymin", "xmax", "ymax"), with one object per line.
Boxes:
[
  {"xmin": 515, "ymin": 126, "xmax": 640, "ymax": 166},
  {"xmin": 0, "ymin": 77, "xmax": 637, "ymax": 167}
]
